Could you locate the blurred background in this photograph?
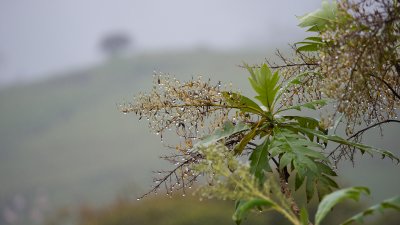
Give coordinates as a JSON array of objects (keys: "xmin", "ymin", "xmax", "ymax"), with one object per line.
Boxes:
[{"xmin": 0, "ymin": 1, "xmax": 399, "ymax": 224}]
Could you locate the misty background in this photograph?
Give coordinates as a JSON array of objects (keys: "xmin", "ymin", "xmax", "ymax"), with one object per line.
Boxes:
[
  {"xmin": 0, "ymin": 0, "xmax": 321, "ymax": 86},
  {"xmin": 0, "ymin": 1, "xmax": 399, "ymax": 224}
]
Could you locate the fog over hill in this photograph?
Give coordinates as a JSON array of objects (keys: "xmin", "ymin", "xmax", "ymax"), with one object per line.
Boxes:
[{"xmin": 0, "ymin": 0, "xmax": 322, "ymax": 87}]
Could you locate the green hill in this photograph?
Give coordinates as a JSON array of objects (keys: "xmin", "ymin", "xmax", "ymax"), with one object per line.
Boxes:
[
  {"xmin": 0, "ymin": 51, "xmax": 268, "ymax": 208},
  {"xmin": 0, "ymin": 50, "xmax": 399, "ymax": 224}
]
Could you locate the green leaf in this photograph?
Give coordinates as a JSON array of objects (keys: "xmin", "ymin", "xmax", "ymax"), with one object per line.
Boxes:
[
  {"xmin": 305, "ymin": 36, "xmax": 323, "ymax": 42},
  {"xmin": 279, "ymin": 99, "xmax": 327, "ymax": 112},
  {"xmin": 315, "ymin": 187, "xmax": 370, "ymax": 225},
  {"xmin": 287, "ymin": 125, "xmax": 400, "ymax": 163},
  {"xmin": 332, "ymin": 114, "xmax": 344, "ymax": 134},
  {"xmin": 303, "ymin": 100, "xmax": 328, "ymax": 109},
  {"xmin": 300, "ymin": 207, "xmax": 310, "ymax": 225},
  {"xmin": 235, "ymin": 199, "xmax": 246, "ymax": 209},
  {"xmin": 194, "ymin": 121, "xmax": 250, "ymax": 148},
  {"xmin": 299, "ymin": 155, "xmax": 319, "ymax": 174},
  {"xmin": 315, "ymin": 162, "xmax": 337, "ymax": 176},
  {"xmin": 298, "ymin": 1, "xmax": 338, "ymax": 32},
  {"xmin": 341, "ymin": 196, "xmax": 400, "ymax": 225},
  {"xmin": 222, "ymin": 92, "xmax": 264, "ymax": 115},
  {"xmin": 232, "ymin": 198, "xmax": 276, "ymax": 225},
  {"xmin": 306, "ymin": 25, "xmax": 321, "ymax": 32},
  {"xmin": 279, "ymin": 153, "xmax": 294, "ymax": 170},
  {"xmin": 283, "ymin": 115, "xmax": 324, "ymax": 141},
  {"xmin": 295, "ymin": 41, "xmax": 323, "ymax": 45},
  {"xmin": 249, "ymin": 139, "xmax": 272, "ymax": 182},
  {"xmin": 295, "ymin": 38, "xmax": 325, "ymax": 52},
  {"xmin": 270, "ymin": 127, "xmax": 325, "ymax": 197},
  {"xmin": 271, "ymin": 127, "xmax": 326, "ymax": 161},
  {"xmin": 295, "ymin": 160, "xmax": 338, "ymax": 202},
  {"xmin": 316, "ymin": 182, "xmax": 332, "ymax": 202},
  {"xmin": 246, "ymin": 64, "xmax": 281, "ymax": 111},
  {"xmin": 315, "ymin": 175, "xmax": 338, "ymax": 200},
  {"xmin": 297, "ymin": 43, "xmax": 321, "ymax": 52},
  {"xmin": 295, "ymin": 172, "xmax": 305, "ymax": 190},
  {"xmin": 296, "ymin": 145, "xmax": 326, "ymax": 160},
  {"xmin": 306, "ymin": 174, "xmax": 315, "ymax": 202},
  {"xmin": 234, "ymin": 127, "xmax": 258, "ymax": 155},
  {"xmin": 320, "ymin": 175, "xmax": 339, "ymax": 189},
  {"xmin": 296, "ymin": 163, "xmax": 338, "ymax": 201},
  {"xmin": 271, "ymin": 127, "xmax": 330, "ymax": 201}
]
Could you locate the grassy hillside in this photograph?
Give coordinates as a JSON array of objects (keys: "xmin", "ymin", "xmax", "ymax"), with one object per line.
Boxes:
[
  {"xmin": 0, "ymin": 50, "xmax": 399, "ymax": 224},
  {"xmin": 0, "ymin": 51, "xmax": 268, "ymax": 209},
  {"xmin": 72, "ymin": 196, "xmax": 399, "ymax": 225}
]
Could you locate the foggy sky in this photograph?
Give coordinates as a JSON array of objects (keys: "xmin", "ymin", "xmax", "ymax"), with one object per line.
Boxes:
[{"xmin": 0, "ymin": 0, "xmax": 321, "ymax": 86}]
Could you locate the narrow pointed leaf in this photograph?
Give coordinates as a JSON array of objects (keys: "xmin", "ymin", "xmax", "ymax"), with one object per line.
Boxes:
[
  {"xmin": 332, "ymin": 114, "xmax": 344, "ymax": 134},
  {"xmin": 300, "ymin": 207, "xmax": 310, "ymax": 225},
  {"xmin": 320, "ymin": 175, "xmax": 339, "ymax": 189},
  {"xmin": 298, "ymin": 1, "xmax": 338, "ymax": 32},
  {"xmin": 233, "ymin": 198, "xmax": 276, "ymax": 225},
  {"xmin": 317, "ymin": 183, "xmax": 333, "ymax": 201},
  {"xmin": 279, "ymin": 153, "xmax": 294, "ymax": 170},
  {"xmin": 222, "ymin": 92, "xmax": 264, "ymax": 115},
  {"xmin": 341, "ymin": 196, "xmax": 400, "ymax": 225},
  {"xmin": 287, "ymin": 125, "xmax": 400, "ymax": 163},
  {"xmin": 247, "ymin": 63, "xmax": 281, "ymax": 111},
  {"xmin": 195, "ymin": 121, "xmax": 250, "ymax": 148},
  {"xmin": 295, "ymin": 172, "xmax": 305, "ymax": 190},
  {"xmin": 305, "ymin": 36, "xmax": 323, "ymax": 42},
  {"xmin": 234, "ymin": 127, "xmax": 258, "ymax": 155},
  {"xmin": 250, "ymin": 139, "xmax": 272, "ymax": 182},
  {"xmin": 306, "ymin": 175, "xmax": 315, "ymax": 202},
  {"xmin": 279, "ymin": 99, "xmax": 327, "ymax": 113},
  {"xmin": 297, "ymin": 44, "xmax": 320, "ymax": 52},
  {"xmin": 315, "ymin": 162, "xmax": 337, "ymax": 176},
  {"xmin": 315, "ymin": 187, "xmax": 370, "ymax": 225}
]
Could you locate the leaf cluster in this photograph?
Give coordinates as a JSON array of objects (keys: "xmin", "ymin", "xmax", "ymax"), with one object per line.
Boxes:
[{"xmin": 191, "ymin": 63, "xmax": 399, "ymax": 224}]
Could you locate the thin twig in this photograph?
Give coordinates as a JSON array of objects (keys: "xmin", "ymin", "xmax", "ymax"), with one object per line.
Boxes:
[
  {"xmin": 238, "ymin": 63, "xmax": 318, "ymax": 70},
  {"xmin": 347, "ymin": 119, "xmax": 400, "ymax": 140},
  {"xmin": 370, "ymin": 74, "xmax": 400, "ymax": 100},
  {"xmin": 328, "ymin": 119, "xmax": 400, "ymax": 158}
]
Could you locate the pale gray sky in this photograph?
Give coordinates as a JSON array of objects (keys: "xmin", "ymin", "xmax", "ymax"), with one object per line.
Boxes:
[{"xmin": 0, "ymin": 0, "xmax": 321, "ymax": 86}]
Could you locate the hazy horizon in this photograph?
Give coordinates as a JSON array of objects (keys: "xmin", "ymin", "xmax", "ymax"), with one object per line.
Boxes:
[{"xmin": 0, "ymin": 0, "xmax": 321, "ymax": 87}]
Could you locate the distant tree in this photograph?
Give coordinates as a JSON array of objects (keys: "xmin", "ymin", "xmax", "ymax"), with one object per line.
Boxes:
[
  {"xmin": 99, "ymin": 32, "xmax": 133, "ymax": 57},
  {"xmin": 121, "ymin": 1, "xmax": 400, "ymax": 225}
]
